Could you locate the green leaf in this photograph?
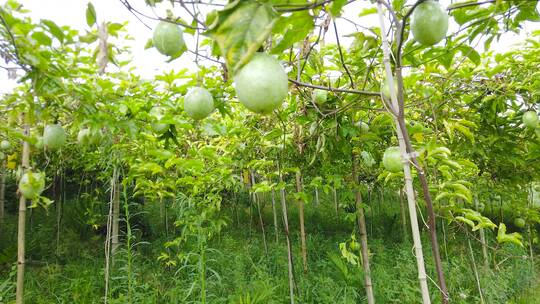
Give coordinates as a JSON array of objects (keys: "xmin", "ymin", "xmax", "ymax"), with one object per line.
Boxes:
[
  {"xmin": 204, "ymin": 1, "xmax": 277, "ymax": 73},
  {"xmin": 456, "ymin": 45, "xmax": 480, "ymax": 65},
  {"xmin": 328, "ymin": 0, "xmax": 348, "ymax": 17},
  {"xmin": 86, "ymin": 2, "xmax": 97, "ymax": 27},
  {"xmin": 31, "ymin": 31, "xmax": 52, "ymax": 46},
  {"xmin": 41, "ymin": 20, "xmax": 64, "ymax": 42},
  {"xmin": 271, "ymin": 11, "xmax": 314, "ymax": 54},
  {"xmin": 359, "ymin": 7, "xmax": 377, "ymax": 17}
]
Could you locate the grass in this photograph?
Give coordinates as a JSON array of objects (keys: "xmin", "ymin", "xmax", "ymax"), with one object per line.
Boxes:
[{"xmin": 0, "ymin": 192, "xmax": 538, "ymax": 303}]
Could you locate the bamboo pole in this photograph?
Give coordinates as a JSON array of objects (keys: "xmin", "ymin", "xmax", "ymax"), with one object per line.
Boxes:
[
  {"xmin": 16, "ymin": 116, "xmax": 30, "ymax": 304},
  {"xmin": 376, "ymin": 4, "xmax": 431, "ymax": 303}
]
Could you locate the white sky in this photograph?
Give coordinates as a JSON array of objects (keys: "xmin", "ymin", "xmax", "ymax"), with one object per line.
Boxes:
[{"xmin": 0, "ymin": 0, "xmax": 538, "ymax": 94}]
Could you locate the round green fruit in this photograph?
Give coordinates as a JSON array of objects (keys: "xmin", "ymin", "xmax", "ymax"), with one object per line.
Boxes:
[
  {"xmin": 35, "ymin": 136, "xmax": 43, "ymax": 149},
  {"xmin": 381, "ymin": 80, "xmax": 398, "ymax": 101},
  {"xmin": 184, "ymin": 87, "xmax": 214, "ymax": 120},
  {"xmin": 43, "ymin": 124, "xmax": 66, "ymax": 150},
  {"xmin": 523, "ymin": 111, "xmax": 538, "ymax": 129},
  {"xmin": 312, "ymin": 89, "xmax": 328, "ymax": 103},
  {"xmin": 234, "ymin": 53, "xmax": 288, "ymax": 114},
  {"xmin": 149, "ymin": 106, "xmax": 169, "ymax": 134},
  {"xmin": 411, "ymin": 0, "xmax": 449, "ymax": 46},
  {"xmin": 477, "ymin": 203, "xmax": 485, "ymax": 212},
  {"xmin": 514, "ymin": 217, "xmax": 526, "ymax": 229},
  {"xmin": 356, "ymin": 121, "xmax": 370, "ymax": 133},
  {"xmin": 19, "ymin": 171, "xmax": 45, "ymax": 200},
  {"xmin": 350, "ymin": 241, "xmax": 360, "ymax": 251},
  {"xmin": 0, "ymin": 140, "xmax": 10, "ymax": 151},
  {"xmin": 153, "ymin": 21, "xmax": 185, "ymax": 57},
  {"xmin": 77, "ymin": 128, "xmax": 91, "ymax": 145},
  {"xmin": 382, "ymin": 146, "xmax": 403, "ymax": 173}
]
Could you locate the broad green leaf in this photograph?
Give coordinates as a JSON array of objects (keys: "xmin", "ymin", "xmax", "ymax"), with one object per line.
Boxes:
[
  {"xmin": 31, "ymin": 31, "xmax": 52, "ymax": 46},
  {"xmin": 41, "ymin": 20, "xmax": 64, "ymax": 42},
  {"xmin": 204, "ymin": 1, "xmax": 277, "ymax": 73},
  {"xmin": 328, "ymin": 0, "xmax": 348, "ymax": 17},
  {"xmin": 271, "ymin": 11, "xmax": 314, "ymax": 54},
  {"xmin": 86, "ymin": 2, "xmax": 97, "ymax": 27}
]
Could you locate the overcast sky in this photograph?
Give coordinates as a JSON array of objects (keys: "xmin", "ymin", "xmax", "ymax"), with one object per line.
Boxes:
[{"xmin": 0, "ymin": 0, "xmax": 538, "ymax": 94}]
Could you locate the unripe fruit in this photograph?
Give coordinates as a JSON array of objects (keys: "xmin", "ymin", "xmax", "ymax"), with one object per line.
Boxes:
[
  {"xmin": 35, "ymin": 136, "xmax": 43, "ymax": 149},
  {"xmin": 381, "ymin": 80, "xmax": 398, "ymax": 101},
  {"xmin": 382, "ymin": 146, "xmax": 403, "ymax": 173},
  {"xmin": 77, "ymin": 128, "xmax": 91, "ymax": 145},
  {"xmin": 149, "ymin": 106, "xmax": 169, "ymax": 134},
  {"xmin": 234, "ymin": 53, "xmax": 288, "ymax": 114},
  {"xmin": 356, "ymin": 121, "xmax": 370, "ymax": 133},
  {"xmin": 312, "ymin": 89, "xmax": 328, "ymax": 103},
  {"xmin": 184, "ymin": 87, "xmax": 214, "ymax": 120},
  {"xmin": 19, "ymin": 171, "xmax": 45, "ymax": 200},
  {"xmin": 43, "ymin": 124, "xmax": 66, "ymax": 150},
  {"xmin": 523, "ymin": 111, "xmax": 539, "ymax": 129},
  {"xmin": 514, "ymin": 217, "xmax": 526, "ymax": 229},
  {"xmin": 0, "ymin": 140, "xmax": 10, "ymax": 151},
  {"xmin": 153, "ymin": 21, "xmax": 185, "ymax": 57},
  {"xmin": 411, "ymin": 0, "xmax": 449, "ymax": 46}
]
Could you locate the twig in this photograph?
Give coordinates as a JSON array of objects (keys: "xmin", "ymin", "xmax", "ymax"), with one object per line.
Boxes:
[
  {"xmin": 289, "ymin": 79, "xmax": 379, "ymax": 96},
  {"xmin": 333, "ymin": 20, "xmax": 355, "ymax": 89}
]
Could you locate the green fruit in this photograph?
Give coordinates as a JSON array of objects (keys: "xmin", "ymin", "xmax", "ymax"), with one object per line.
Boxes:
[
  {"xmin": 35, "ymin": 136, "xmax": 43, "ymax": 149},
  {"xmin": 382, "ymin": 146, "xmax": 403, "ymax": 173},
  {"xmin": 381, "ymin": 80, "xmax": 398, "ymax": 101},
  {"xmin": 477, "ymin": 203, "xmax": 485, "ymax": 212},
  {"xmin": 523, "ymin": 111, "xmax": 538, "ymax": 129},
  {"xmin": 184, "ymin": 87, "xmax": 214, "ymax": 120},
  {"xmin": 150, "ymin": 106, "xmax": 169, "ymax": 134},
  {"xmin": 411, "ymin": 0, "xmax": 449, "ymax": 46},
  {"xmin": 356, "ymin": 121, "xmax": 370, "ymax": 133},
  {"xmin": 312, "ymin": 89, "xmax": 328, "ymax": 103},
  {"xmin": 77, "ymin": 128, "xmax": 91, "ymax": 145},
  {"xmin": 153, "ymin": 21, "xmax": 185, "ymax": 57},
  {"xmin": 234, "ymin": 53, "xmax": 288, "ymax": 114},
  {"xmin": 0, "ymin": 140, "xmax": 10, "ymax": 151},
  {"xmin": 19, "ymin": 171, "xmax": 45, "ymax": 200},
  {"xmin": 90, "ymin": 129, "xmax": 103, "ymax": 145},
  {"xmin": 43, "ymin": 124, "xmax": 67, "ymax": 150},
  {"xmin": 350, "ymin": 241, "xmax": 360, "ymax": 251},
  {"xmin": 514, "ymin": 217, "xmax": 526, "ymax": 229}
]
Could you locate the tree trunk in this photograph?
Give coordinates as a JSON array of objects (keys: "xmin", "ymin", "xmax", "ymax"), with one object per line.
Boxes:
[
  {"xmin": 16, "ymin": 120, "xmax": 30, "ymax": 304},
  {"xmin": 332, "ymin": 186, "xmax": 338, "ymax": 215},
  {"xmin": 314, "ymin": 187, "xmax": 319, "ymax": 207},
  {"xmin": 467, "ymin": 237, "xmax": 485, "ymax": 304},
  {"xmin": 352, "ymin": 155, "xmax": 375, "ymax": 304},
  {"xmin": 251, "ymin": 172, "xmax": 268, "ymax": 255},
  {"xmin": 55, "ymin": 172, "xmax": 63, "ymax": 256},
  {"xmin": 295, "ymin": 170, "xmax": 308, "ymax": 273},
  {"xmin": 279, "ymin": 172, "xmax": 295, "ymax": 304},
  {"xmin": 112, "ymin": 177, "xmax": 120, "ymax": 256},
  {"xmin": 271, "ymin": 189, "xmax": 279, "ymax": 243},
  {"xmin": 376, "ymin": 4, "xmax": 432, "ymax": 303},
  {"xmin": 475, "ymin": 196, "xmax": 489, "ymax": 268},
  {"xmin": 0, "ymin": 159, "xmax": 5, "ymax": 225}
]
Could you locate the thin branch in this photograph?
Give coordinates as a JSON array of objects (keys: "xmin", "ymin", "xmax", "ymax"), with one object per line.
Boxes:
[
  {"xmin": 289, "ymin": 79, "xmax": 379, "ymax": 96},
  {"xmin": 447, "ymin": 0, "xmax": 496, "ymax": 11},
  {"xmin": 333, "ymin": 20, "xmax": 355, "ymax": 89}
]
